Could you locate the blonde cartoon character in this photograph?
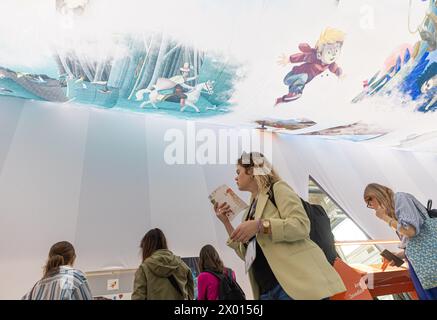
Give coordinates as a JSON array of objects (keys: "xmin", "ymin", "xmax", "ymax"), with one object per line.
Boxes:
[{"xmin": 275, "ymin": 28, "xmax": 345, "ymax": 105}]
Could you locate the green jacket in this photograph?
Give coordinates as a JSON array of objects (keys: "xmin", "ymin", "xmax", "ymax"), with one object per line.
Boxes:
[{"xmin": 131, "ymin": 249, "xmax": 194, "ymax": 300}]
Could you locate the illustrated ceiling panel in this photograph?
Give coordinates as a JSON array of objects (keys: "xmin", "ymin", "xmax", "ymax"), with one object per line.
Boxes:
[{"xmin": 0, "ymin": 0, "xmax": 436, "ymax": 151}]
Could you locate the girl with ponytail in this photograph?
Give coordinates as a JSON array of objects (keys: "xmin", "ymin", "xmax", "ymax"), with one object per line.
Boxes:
[
  {"xmin": 43, "ymin": 241, "xmax": 75, "ymax": 278},
  {"xmin": 364, "ymin": 183, "xmax": 437, "ymax": 300},
  {"xmin": 23, "ymin": 241, "xmax": 92, "ymax": 300}
]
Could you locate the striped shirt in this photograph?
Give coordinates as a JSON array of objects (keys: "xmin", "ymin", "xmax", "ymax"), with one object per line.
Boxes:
[
  {"xmin": 394, "ymin": 192, "xmax": 426, "ymax": 249},
  {"xmin": 22, "ymin": 266, "xmax": 93, "ymax": 300}
]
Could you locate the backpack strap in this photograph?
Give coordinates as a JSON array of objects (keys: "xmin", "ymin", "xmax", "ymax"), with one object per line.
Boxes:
[
  {"xmin": 269, "ymin": 183, "xmax": 305, "ymax": 210},
  {"xmin": 168, "ymin": 274, "xmax": 184, "ymax": 298},
  {"xmin": 205, "ymin": 270, "xmax": 223, "ymax": 280},
  {"xmin": 225, "ymin": 268, "xmax": 233, "ymax": 280},
  {"xmin": 409, "ymin": 196, "xmax": 430, "ymax": 221},
  {"xmin": 268, "ymin": 184, "xmax": 277, "ymax": 208}
]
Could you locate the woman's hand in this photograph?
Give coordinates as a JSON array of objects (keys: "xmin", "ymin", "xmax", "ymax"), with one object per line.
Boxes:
[
  {"xmin": 395, "ymin": 251, "xmax": 406, "ymax": 260},
  {"xmin": 214, "ymin": 202, "xmax": 232, "ymax": 224},
  {"xmin": 381, "ymin": 251, "xmax": 406, "ymax": 271},
  {"xmin": 374, "ymin": 205, "xmax": 388, "ymax": 220},
  {"xmin": 373, "ymin": 204, "xmax": 393, "ymax": 224},
  {"xmin": 381, "ymin": 257, "xmax": 395, "ymax": 271},
  {"xmin": 230, "ymin": 220, "xmax": 259, "ymax": 244}
]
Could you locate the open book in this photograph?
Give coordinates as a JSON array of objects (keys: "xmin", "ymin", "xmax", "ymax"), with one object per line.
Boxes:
[
  {"xmin": 380, "ymin": 249, "xmax": 405, "ymax": 268},
  {"xmin": 208, "ymin": 185, "xmax": 249, "ymax": 221}
]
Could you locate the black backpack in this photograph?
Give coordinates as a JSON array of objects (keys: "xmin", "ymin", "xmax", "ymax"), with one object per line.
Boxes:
[
  {"xmin": 268, "ymin": 186, "xmax": 338, "ymax": 265},
  {"xmin": 427, "ymin": 200, "xmax": 437, "ymax": 218},
  {"xmin": 206, "ymin": 268, "xmax": 246, "ymax": 300}
]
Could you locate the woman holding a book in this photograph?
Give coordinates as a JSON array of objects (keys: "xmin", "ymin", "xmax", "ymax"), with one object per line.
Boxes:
[
  {"xmin": 213, "ymin": 152, "xmax": 345, "ymax": 300},
  {"xmin": 364, "ymin": 183, "xmax": 437, "ymax": 300}
]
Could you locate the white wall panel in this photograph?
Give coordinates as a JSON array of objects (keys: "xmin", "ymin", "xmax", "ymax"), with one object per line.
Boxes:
[
  {"xmin": 0, "ymin": 100, "xmax": 89, "ymax": 299},
  {"xmin": 1, "ymin": 100, "xmax": 436, "ymax": 299},
  {"xmin": 74, "ymin": 110, "xmax": 149, "ymax": 271}
]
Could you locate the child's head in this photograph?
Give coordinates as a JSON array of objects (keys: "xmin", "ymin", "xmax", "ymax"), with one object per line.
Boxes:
[
  {"xmin": 421, "ymin": 76, "xmax": 437, "ymax": 94},
  {"xmin": 316, "ymin": 28, "xmax": 345, "ymax": 64},
  {"xmin": 418, "ymin": 62, "xmax": 437, "ymax": 94},
  {"xmin": 180, "ymin": 62, "xmax": 191, "ymax": 78}
]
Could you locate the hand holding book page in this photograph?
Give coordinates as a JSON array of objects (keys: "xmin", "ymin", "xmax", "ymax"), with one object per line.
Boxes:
[
  {"xmin": 380, "ymin": 249, "xmax": 405, "ymax": 271},
  {"xmin": 209, "ymin": 185, "xmax": 249, "ymax": 221}
]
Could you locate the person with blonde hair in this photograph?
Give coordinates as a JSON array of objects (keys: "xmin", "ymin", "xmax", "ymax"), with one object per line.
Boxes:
[
  {"xmin": 275, "ymin": 27, "xmax": 345, "ymax": 105},
  {"xmin": 213, "ymin": 152, "xmax": 346, "ymax": 300},
  {"xmin": 364, "ymin": 183, "xmax": 437, "ymax": 300}
]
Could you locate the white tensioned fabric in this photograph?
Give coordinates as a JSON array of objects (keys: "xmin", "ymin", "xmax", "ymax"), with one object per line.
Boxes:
[{"xmin": 1, "ymin": 99, "xmax": 437, "ymax": 298}]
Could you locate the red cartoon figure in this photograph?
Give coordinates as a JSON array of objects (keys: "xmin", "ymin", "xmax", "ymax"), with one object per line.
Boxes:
[{"xmin": 275, "ymin": 28, "xmax": 345, "ymax": 106}]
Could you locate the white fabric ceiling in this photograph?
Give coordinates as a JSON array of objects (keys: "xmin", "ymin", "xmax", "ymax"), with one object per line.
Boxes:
[{"xmin": 0, "ymin": 97, "xmax": 436, "ymax": 299}]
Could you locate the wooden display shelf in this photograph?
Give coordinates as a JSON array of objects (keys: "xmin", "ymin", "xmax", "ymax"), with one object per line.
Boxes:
[{"xmin": 350, "ymin": 263, "xmax": 418, "ymax": 299}]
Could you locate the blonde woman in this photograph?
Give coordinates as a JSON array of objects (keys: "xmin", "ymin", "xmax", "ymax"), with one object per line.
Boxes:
[
  {"xmin": 364, "ymin": 183, "xmax": 437, "ymax": 300},
  {"xmin": 214, "ymin": 152, "xmax": 345, "ymax": 300}
]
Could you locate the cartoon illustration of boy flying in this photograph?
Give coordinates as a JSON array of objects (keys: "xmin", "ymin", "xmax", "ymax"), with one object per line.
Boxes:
[{"xmin": 275, "ymin": 28, "xmax": 345, "ymax": 106}]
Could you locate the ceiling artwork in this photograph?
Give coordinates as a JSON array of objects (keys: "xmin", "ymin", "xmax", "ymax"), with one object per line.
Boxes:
[{"xmin": 0, "ymin": 0, "xmax": 436, "ymax": 151}]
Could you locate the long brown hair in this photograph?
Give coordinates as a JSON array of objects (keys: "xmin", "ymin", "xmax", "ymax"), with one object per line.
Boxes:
[
  {"xmin": 140, "ymin": 228, "xmax": 168, "ymax": 261},
  {"xmin": 43, "ymin": 241, "xmax": 76, "ymax": 278},
  {"xmin": 237, "ymin": 152, "xmax": 280, "ymax": 193},
  {"xmin": 199, "ymin": 245, "xmax": 224, "ymax": 273},
  {"xmin": 364, "ymin": 183, "xmax": 396, "ymax": 219}
]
